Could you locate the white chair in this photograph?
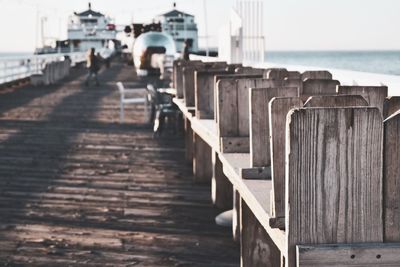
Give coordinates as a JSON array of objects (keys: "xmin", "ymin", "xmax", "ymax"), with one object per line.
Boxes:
[{"xmin": 116, "ymin": 82, "xmax": 148, "ymax": 123}]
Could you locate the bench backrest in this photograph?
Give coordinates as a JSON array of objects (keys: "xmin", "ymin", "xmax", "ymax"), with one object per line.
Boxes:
[
  {"xmin": 286, "ymin": 107, "xmax": 383, "ymax": 267},
  {"xmin": 301, "ymin": 79, "xmax": 340, "ymax": 101},
  {"xmin": 195, "ymin": 69, "xmax": 234, "ymax": 119},
  {"xmin": 301, "ymin": 70, "xmax": 332, "ymax": 81},
  {"xmin": 338, "ymin": 85, "xmax": 388, "ymax": 116},
  {"xmin": 249, "ymin": 86, "xmax": 299, "ymax": 167}
]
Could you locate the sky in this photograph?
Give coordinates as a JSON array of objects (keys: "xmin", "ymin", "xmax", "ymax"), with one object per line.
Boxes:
[{"xmin": 0, "ymin": 0, "xmax": 399, "ymax": 52}]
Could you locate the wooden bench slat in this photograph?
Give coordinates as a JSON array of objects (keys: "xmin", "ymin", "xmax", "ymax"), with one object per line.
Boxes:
[
  {"xmin": 384, "ymin": 110, "xmax": 400, "ymax": 242},
  {"xmin": 250, "ymin": 87, "xmax": 299, "ymax": 167},
  {"xmin": 269, "ymin": 97, "xmax": 303, "ymax": 228},
  {"xmin": 297, "ymin": 243, "xmax": 400, "ymax": 266},
  {"xmin": 286, "ymin": 107, "xmax": 383, "ymax": 267},
  {"xmin": 383, "ymin": 96, "xmax": 400, "ymax": 119},
  {"xmin": 301, "ymin": 70, "xmax": 332, "ymax": 81},
  {"xmin": 304, "ymin": 94, "xmax": 368, "ymax": 107},
  {"xmin": 338, "ymin": 85, "xmax": 388, "ymax": 116}
]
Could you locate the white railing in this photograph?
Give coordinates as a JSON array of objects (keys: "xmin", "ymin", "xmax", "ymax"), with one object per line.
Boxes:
[
  {"xmin": 0, "ymin": 47, "xmax": 117, "ymax": 85},
  {"xmin": 0, "ymin": 52, "xmax": 86, "ymax": 85}
]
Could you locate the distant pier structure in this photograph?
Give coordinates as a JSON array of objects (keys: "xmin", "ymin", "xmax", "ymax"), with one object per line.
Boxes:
[{"xmin": 155, "ymin": 6, "xmax": 199, "ymax": 53}]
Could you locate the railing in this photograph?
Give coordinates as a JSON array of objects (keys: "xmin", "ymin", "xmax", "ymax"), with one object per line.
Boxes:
[
  {"xmin": 0, "ymin": 52, "xmax": 87, "ymax": 85},
  {"xmin": 0, "ymin": 47, "xmax": 115, "ymax": 86}
]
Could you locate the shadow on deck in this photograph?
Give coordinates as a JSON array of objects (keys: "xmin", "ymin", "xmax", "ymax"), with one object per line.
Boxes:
[{"xmin": 0, "ymin": 60, "xmax": 239, "ymax": 266}]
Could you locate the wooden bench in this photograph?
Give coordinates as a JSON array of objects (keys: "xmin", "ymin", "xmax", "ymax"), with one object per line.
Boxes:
[{"xmin": 173, "ymin": 61, "xmax": 400, "ymax": 266}]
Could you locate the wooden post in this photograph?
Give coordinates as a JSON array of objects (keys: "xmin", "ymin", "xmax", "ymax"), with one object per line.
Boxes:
[
  {"xmin": 240, "ymin": 200, "xmax": 281, "ymax": 267},
  {"xmin": 269, "ymin": 97, "xmax": 303, "ymax": 229},
  {"xmin": 195, "ymin": 69, "xmax": 232, "ymax": 119},
  {"xmin": 183, "ymin": 65, "xmax": 203, "ymax": 107},
  {"xmin": 383, "ymin": 110, "xmax": 400, "ymax": 242},
  {"xmin": 301, "ymin": 79, "xmax": 340, "ymax": 101},
  {"xmin": 212, "ymin": 150, "xmax": 233, "ymax": 210},
  {"xmin": 264, "ymin": 68, "xmax": 289, "ymax": 80},
  {"xmin": 249, "ymin": 87, "xmax": 298, "ymax": 168},
  {"xmin": 286, "ymin": 107, "xmax": 383, "ymax": 267},
  {"xmin": 193, "ymin": 133, "xmax": 212, "ymax": 184},
  {"xmin": 383, "ymin": 96, "xmax": 400, "ymax": 119},
  {"xmin": 338, "ymin": 85, "xmax": 388, "ymax": 116},
  {"xmin": 184, "ymin": 117, "xmax": 193, "ymax": 165},
  {"xmin": 304, "ymin": 94, "xmax": 368, "ymax": 107},
  {"xmin": 301, "ymin": 70, "xmax": 332, "ymax": 81},
  {"xmin": 232, "ymin": 189, "xmax": 241, "ymax": 242}
]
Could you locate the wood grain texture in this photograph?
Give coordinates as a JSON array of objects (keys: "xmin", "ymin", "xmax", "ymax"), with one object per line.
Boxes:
[
  {"xmin": 286, "ymin": 107, "xmax": 384, "ymax": 267},
  {"xmin": 383, "ymin": 96, "xmax": 400, "ymax": 119},
  {"xmin": 264, "ymin": 68, "xmax": 289, "ymax": 80},
  {"xmin": 338, "ymin": 85, "xmax": 388, "ymax": 116},
  {"xmin": 214, "ymin": 74, "xmax": 262, "ymax": 124},
  {"xmin": 193, "ymin": 133, "xmax": 212, "ymax": 184},
  {"xmin": 183, "ymin": 66, "xmax": 200, "ymax": 107},
  {"xmin": 195, "ymin": 69, "xmax": 231, "ymax": 119},
  {"xmin": 184, "ymin": 117, "xmax": 194, "ymax": 165},
  {"xmin": 287, "ymin": 71, "xmax": 301, "ymax": 80},
  {"xmin": 297, "ymin": 243, "xmax": 400, "ymax": 267},
  {"xmin": 301, "ymin": 70, "xmax": 332, "ymax": 81},
  {"xmin": 249, "ymin": 87, "xmax": 298, "ymax": 168},
  {"xmin": 175, "ymin": 60, "xmax": 202, "ymax": 99},
  {"xmin": 383, "ymin": 110, "xmax": 400, "ymax": 242},
  {"xmin": 241, "ymin": 166, "xmax": 271, "ymax": 180},
  {"xmin": 0, "ymin": 61, "xmax": 240, "ymax": 266},
  {"xmin": 212, "ymin": 151, "xmax": 233, "ymax": 210},
  {"xmin": 269, "ymin": 97, "xmax": 303, "ymax": 227},
  {"xmin": 220, "ymin": 137, "xmax": 250, "ymax": 153},
  {"xmin": 304, "ymin": 94, "xmax": 368, "ymax": 108},
  {"xmin": 241, "ymin": 200, "xmax": 281, "ymax": 267},
  {"xmin": 301, "ymin": 79, "xmax": 340, "ymax": 101},
  {"xmin": 217, "ymin": 78, "xmax": 238, "ymax": 137},
  {"xmin": 233, "ymin": 189, "xmax": 241, "ymax": 242}
]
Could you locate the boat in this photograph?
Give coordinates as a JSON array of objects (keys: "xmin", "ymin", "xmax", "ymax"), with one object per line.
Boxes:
[{"xmin": 35, "ymin": 3, "xmax": 119, "ymax": 57}]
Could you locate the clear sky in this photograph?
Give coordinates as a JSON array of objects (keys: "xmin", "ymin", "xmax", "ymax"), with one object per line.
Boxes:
[{"xmin": 0, "ymin": 0, "xmax": 399, "ymax": 52}]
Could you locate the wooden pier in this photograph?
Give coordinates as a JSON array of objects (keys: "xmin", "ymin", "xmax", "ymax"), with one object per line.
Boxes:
[{"xmin": 0, "ymin": 61, "xmax": 239, "ymax": 266}]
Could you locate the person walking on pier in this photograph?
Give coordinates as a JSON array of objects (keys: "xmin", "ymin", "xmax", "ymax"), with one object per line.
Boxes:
[
  {"xmin": 85, "ymin": 48, "xmax": 100, "ymax": 86},
  {"xmin": 181, "ymin": 40, "xmax": 190, "ymax": 61}
]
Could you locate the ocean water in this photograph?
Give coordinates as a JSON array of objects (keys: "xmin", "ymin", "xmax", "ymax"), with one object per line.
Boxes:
[
  {"xmin": 265, "ymin": 50, "xmax": 400, "ymax": 76},
  {"xmin": 0, "ymin": 52, "xmax": 32, "ymax": 59}
]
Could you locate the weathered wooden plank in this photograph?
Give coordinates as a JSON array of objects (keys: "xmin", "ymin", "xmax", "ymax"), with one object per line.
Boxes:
[
  {"xmin": 297, "ymin": 243, "xmax": 400, "ymax": 267},
  {"xmin": 249, "ymin": 87, "xmax": 298, "ymax": 168},
  {"xmin": 184, "ymin": 117, "xmax": 193, "ymax": 165},
  {"xmin": 241, "ymin": 166, "xmax": 271, "ymax": 180},
  {"xmin": 183, "ymin": 65, "xmax": 204, "ymax": 107},
  {"xmin": 383, "ymin": 110, "xmax": 400, "ymax": 242},
  {"xmin": 301, "ymin": 79, "xmax": 340, "ymax": 101},
  {"xmin": 217, "ymin": 79, "xmax": 238, "ymax": 137},
  {"xmin": 214, "ymin": 74, "xmax": 262, "ymax": 124},
  {"xmin": 193, "ymin": 133, "xmax": 212, "ymax": 184},
  {"xmin": 175, "ymin": 60, "xmax": 202, "ymax": 98},
  {"xmin": 338, "ymin": 85, "xmax": 388, "ymax": 116},
  {"xmin": 195, "ymin": 69, "xmax": 232, "ymax": 119},
  {"xmin": 304, "ymin": 94, "xmax": 368, "ymax": 108},
  {"xmin": 264, "ymin": 68, "xmax": 289, "ymax": 80},
  {"xmin": 212, "ymin": 151, "xmax": 233, "ymax": 210},
  {"xmin": 301, "ymin": 70, "xmax": 332, "ymax": 81},
  {"xmin": 383, "ymin": 96, "xmax": 400, "ymax": 119},
  {"xmin": 220, "ymin": 137, "xmax": 249, "ymax": 153},
  {"xmin": 233, "ymin": 189, "xmax": 241, "ymax": 242},
  {"xmin": 286, "ymin": 107, "xmax": 383, "ymax": 267},
  {"xmin": 240, "ymin": 200, "xmax": 280, "ymax": 267},
  {"xmin": 269, "ymin": 97, "xmax": 303, "ymax": 228},
  {"xmin": 287, "ymin": 71, "xmax": 301, "ymax": 80}
]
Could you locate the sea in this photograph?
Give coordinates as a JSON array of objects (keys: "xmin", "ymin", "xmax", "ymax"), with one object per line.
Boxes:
[
  {"xmin": 265, "ymin": 50, "xmax": 400, "ymax": 76},
  {"xmin": 1, "ymin": 51, "xmax": 400, "ymax": 76}
]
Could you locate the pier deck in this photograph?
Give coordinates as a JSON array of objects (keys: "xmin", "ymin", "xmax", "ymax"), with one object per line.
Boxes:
[{"xmin": 0, "ymin": 61, "xmax": 239, "ymax": 266}]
